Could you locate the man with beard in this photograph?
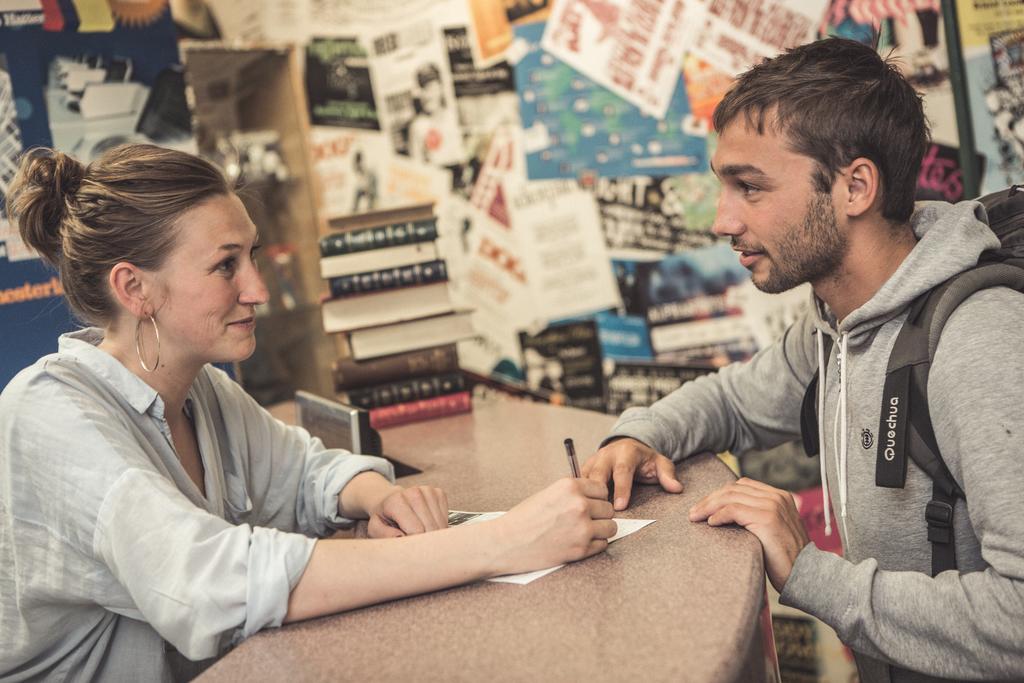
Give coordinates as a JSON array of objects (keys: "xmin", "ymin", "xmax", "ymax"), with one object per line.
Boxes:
[{"xmin": 582, "ymin": 38, "xmax": 1024, "ymax": 682}]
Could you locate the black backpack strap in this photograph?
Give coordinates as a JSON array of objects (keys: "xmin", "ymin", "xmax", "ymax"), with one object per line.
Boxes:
[
  {"xmin": 800, "ymin": 333, "xmax": 833, "ymax": 458},
  {"xmin": 881, "ymin": 262, "xmax": 1024, "ymax": 576},
  {"xmin": 926, "ymin": 481, "xmax": 958, "ymax": 576}
]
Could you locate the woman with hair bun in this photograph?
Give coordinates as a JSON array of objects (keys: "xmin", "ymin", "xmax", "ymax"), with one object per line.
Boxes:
[{"xmin": 0, "ymin": 145, "xmax": 616, "ymax": 681}]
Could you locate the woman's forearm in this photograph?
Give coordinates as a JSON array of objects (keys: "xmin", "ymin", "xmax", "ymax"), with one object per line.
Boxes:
[
  {"xmin": 284, "ymin": 521, "xmax": 503, "ymax": 622},
  {"xmin": 284, "ymin": 477, "xmax": 617, "ymax": 624}
]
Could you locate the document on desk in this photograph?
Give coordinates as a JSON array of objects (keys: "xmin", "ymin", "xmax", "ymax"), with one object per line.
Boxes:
[{"xmin": 448, "ymin": 511, "xmax": 655, "ymax": 585}]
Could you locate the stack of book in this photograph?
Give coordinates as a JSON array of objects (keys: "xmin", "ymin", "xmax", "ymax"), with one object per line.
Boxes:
[{"xmin": 319, "ymin": 203, "xmax": 474, "ymax": 428}]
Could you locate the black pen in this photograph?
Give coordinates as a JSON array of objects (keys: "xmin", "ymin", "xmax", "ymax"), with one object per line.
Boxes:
[{"xmin": 563, "ymin": 438, "xmax": 580, "ymax": 478}]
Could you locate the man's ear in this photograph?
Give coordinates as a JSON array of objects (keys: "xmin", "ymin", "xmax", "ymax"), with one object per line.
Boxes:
[
  {"xmin": 108, "ymin": 262, "xmax": 152, "ymax": 317},
  {"xmin": 839, "ymin": 157, "xmax": 882, "ymax": 219}
]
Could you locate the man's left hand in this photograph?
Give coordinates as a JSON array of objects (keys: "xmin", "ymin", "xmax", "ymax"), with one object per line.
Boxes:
[{"xmin": 688, "ymin": 477, "xmax": 810, "ymax": 592}]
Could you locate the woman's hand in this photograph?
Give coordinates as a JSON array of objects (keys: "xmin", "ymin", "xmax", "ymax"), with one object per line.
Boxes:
[
  {"xmin": 366, "ymin": 484, "xmax": 449, "ymax": 538},
  {"xmin": 490, "ymin": 477, "xmax": 617, "ymax": 576},
  {"xmin": 339, "ymin": 471, "xmax": 449, "ymax": 537}
]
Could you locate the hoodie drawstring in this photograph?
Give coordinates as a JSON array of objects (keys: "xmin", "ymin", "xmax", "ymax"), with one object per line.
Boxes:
[
  {"xmin": 815, "ymin": 330, "xmax": 831, "ymax": 537},
  {"xmin": 816, "ymin": 329, "xmax": 850, "ymax": 540}
]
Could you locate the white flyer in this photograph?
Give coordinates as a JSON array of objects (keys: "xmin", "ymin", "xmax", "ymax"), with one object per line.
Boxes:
[
  {"xmin": 688, "ymin": 0, "xmax": 829, "ymax": 76},
  {"xmin": 369, "ymin": 18, "xmax": 465, "ymax": 166},
  {"xmin": 509, "ymin": 181, "xmax": 623, "ymax": 329},
  {"xmin": 540, "ymin": 0, "xmax": 704, "ymax": 119}
]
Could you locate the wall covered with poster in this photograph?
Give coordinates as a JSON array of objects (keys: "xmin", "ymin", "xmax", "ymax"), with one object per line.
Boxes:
[{"xmin": 0, "ymin": 0, "xmax": 192, "ymax": 389}]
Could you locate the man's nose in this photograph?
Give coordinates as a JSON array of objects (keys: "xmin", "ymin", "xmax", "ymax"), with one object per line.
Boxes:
[{"xmin": 711, "ymin": 191, "xmax": 745, "ymax": 238}]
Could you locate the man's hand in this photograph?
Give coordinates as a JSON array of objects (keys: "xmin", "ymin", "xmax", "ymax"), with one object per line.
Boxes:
[
  {"xmin": 688, "ymin": 477, "xmax": 810, "ymax": 592},
  {"xmin": 366, "ymin": 485, "xmax": 449, "ymax": 538},
  {"xmin": 581, "ymin": 437, "xmax": 682, "ymax": 510}
]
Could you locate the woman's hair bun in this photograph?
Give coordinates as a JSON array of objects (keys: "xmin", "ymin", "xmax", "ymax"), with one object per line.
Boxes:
[{"xmin": 6, "ymin": 147, "xmax": 86, "ymax": 266}]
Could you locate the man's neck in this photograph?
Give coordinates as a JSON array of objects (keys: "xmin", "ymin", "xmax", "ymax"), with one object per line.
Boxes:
[{"xmin": 814, "ymin": 218, "xmax": 918, "ymax": 323}]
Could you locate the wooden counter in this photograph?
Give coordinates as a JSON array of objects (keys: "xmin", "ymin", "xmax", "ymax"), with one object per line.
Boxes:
[{"xmin": 201, "ymin": 400, "xmax": 772, "ymax": 682}]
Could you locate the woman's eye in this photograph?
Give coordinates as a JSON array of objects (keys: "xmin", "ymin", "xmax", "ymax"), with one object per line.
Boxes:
[{"xmin": 217, "ymin": 257, "xmax": 237, "ymax": 274}]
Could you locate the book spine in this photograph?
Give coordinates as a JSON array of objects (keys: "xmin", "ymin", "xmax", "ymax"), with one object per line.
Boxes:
[
  {"xmin": 319, "ymin": 218, "xmax": 438, "ymax": 257},
  {"xmin": 328, "ymin": 260, "xmax": 448, "ymax": 298},
  {"xmin": 368, "ymin": 391, "xmax": 472, "ymax": 429},
  {"xmin": 333, "ymin": 344, "xmax": 459, "ymax": 391},
  {"xmin": 342, "ymin": 371, "xmax": 465, "ymax": 409}
]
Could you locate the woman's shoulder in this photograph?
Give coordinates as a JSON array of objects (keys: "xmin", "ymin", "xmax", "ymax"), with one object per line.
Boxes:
[{"xmin": 1, "ymin": 350, "xmax": 75, "ymax": 411}]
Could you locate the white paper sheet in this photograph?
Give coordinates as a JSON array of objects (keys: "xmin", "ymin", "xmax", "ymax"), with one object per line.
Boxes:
[{"xmin": 448, "ymin": 510, "xmax": 655, "ymax": 585}]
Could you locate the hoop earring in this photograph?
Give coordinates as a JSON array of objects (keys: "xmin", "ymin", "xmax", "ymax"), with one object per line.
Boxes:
[{"xmin": 135, "ymin": 315, "xmax": 161, "ymax": 372}]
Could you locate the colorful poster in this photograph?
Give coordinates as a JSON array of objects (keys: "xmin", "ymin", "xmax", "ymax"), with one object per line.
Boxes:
[
  {"xmin": 689, "ymin": 0, "xmax": 829, "ymax": 76},
  {"xmin": 915, "ymin": 141, "xmax": 985, "ymax": 203},
  {"xmin": 451, "ymin": 203, "xmax": 534, "ymax": 380},
  {"xmin": 955, "ymin": 0, "xmax": 1024, "ymax": 50},
  {"xmin": 591, "ymin": 175, "xmax": 718, "ymax": 255},
  {"xmin": 514, "ymin": 21, "xmax": 708, "ymax": 181},
  {"xmin": 466, "ymin": 0, "xmax": 514, "ymax": 66},
  {"xmin": 611, "ymin": 257, "xmax": 650, "ymax": 316},
  {"xmin": 604, "ymin": 360, "xmax": 710, "ymax": 414},
  {"xmin": 594, "ymin": 311, "xmax": 653, "ymax": 360},
  {"xmin": 729, "ymin": 280, "xmax": 812, "ymax": 349},
  {"xmin": 636, "ymin": 243, "xmax": 755, "ymax": 363},
  {"xmin": 520, "ymin": 320, "xmax": 605, "ymax": 411},
  {"xmin": 506, "ymin": 0, "xmax": 551, "ymax": 24},
  {"xmin": 444, "ymin": 26, "xmax": 514, "ymax": 97},
  {"xmin": 44, "ymin": 51, "xmax": 191, "ymax": 161},
  {"xmin": 305, "ymin": 36, "xmax": 381, "ymax": 130},
  {"xmin": 682, "ymin": 55, "xmax": 734, "ymax": 128},
  {"xmin": 961, "ymin": 17, "xmax": 1024, "ymax": 193},
  {"xmin": 540, "ymin": 0, "xmax": 703, "ymax": 118},
  {"xmin": 636, "ymin": 243, "xmax": 749, "ymax": 327},
  {"xmin": 369, "ymin": 18, "xmax": 465, "ymax": 165},
  {"xmin": 1, "ymin": 53, "xmax": 22, "ymax": 226},
  {"xmin": 1, "ymin": 12, "xmax": 188, "ymax": 389},
  {"xmin": 468, "ymin": 124, "xmax": 524, "ymax": 228},
  {"xmin": 309, "ymin": 127, "xmax": 390, "ymax": 218}
]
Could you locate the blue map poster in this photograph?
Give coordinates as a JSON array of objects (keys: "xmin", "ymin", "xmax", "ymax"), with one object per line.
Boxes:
[{"xmin": 513, "ymin": 22, "xmax": 709, "ymax": 181}]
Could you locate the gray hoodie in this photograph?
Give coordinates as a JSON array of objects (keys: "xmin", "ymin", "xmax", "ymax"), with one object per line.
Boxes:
[{"xmin": 605, "ymin": 201, "xmax": 1024, "ymax": 682}]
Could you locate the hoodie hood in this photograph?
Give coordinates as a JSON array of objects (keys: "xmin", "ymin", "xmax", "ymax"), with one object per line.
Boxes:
[{"xmin": 812, "ymin": 200, "xmax": 999, "ymax": 339}]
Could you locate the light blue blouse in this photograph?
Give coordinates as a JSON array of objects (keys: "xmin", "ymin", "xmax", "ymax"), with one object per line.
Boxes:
[{"xmin": 0, "ymin": 328, "xmax": 394, "ymax": 681}]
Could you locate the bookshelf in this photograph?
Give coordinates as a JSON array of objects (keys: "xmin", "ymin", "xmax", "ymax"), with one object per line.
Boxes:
[{"xmin": 182, "ymin": 43, "xmax": 336, "ymax": 403}]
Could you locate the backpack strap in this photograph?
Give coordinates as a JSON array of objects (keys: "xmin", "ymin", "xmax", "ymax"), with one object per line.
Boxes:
[
  {"xmin": 881, "ymin": 262, "xmax": 1024, "ymax": 576},
  {"xmin": 799, "ymin": 334, "xmax": 832, "ymax": 458},
  {"xmin": 798, "ymin": 254, "xmax": 1024, "ymax": 575}
]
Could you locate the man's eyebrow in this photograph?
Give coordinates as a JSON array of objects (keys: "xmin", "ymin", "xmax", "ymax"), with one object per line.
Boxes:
[{"xmin": 714, "ymin": 163, "xmax": 769, "ymax": 179}]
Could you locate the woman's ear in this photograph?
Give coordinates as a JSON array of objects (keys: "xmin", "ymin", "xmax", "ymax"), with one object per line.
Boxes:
[
  {"xmin": 839, "ymin": 157, "xmax": 882, "ymax": 219},
  {"xmin": 108, "ymin": 262, "xmax": 151, "ymax": 318}
]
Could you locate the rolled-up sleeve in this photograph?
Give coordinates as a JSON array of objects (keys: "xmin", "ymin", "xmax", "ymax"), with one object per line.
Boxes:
[
  {"xmin": 93, "ymin": 468, "xmax": 316, "ymax": 660},
  {"xmin": 207, "ymin": 367, "xmax": 394, "ymax": 536},
  {"xmin": 294, "ymin": 442, "xmax": 395, "ymax": 535}
]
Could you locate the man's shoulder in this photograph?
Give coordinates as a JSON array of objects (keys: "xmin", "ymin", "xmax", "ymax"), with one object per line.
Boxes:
[
  {"xmin": 941, "ymin": 285, "xmax": 1024, "ymax": 336},
  {"xmin": 930, "ymin": 286, "xmax": 1024, "ymax": 378}
]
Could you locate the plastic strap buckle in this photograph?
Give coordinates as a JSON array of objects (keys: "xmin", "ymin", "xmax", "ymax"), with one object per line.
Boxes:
[{"xmin": 925, "ymin": 500, "xmax": 954, "ymax": 544}]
